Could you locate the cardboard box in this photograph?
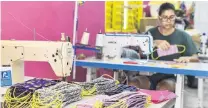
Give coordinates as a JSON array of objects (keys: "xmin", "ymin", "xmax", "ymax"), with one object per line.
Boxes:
[
  {"xmin": 140, "ymin": 17, "xmax": 158, "ymax": 33},
  {"xmin": 186, "ymin": 29, "xmax": 201, "ymax": 43},
  {"xmin": 186, "ymin": 29, "xmax": 201, "ymax": 50}
]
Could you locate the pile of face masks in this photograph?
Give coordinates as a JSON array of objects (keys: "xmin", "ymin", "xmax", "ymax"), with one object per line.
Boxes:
[
  {"xmin": 32, "ymin": 82, "xmax": 82, "ymax": 108},
  {"xmin": 92, "ymin": 76, "xmax": 118, "ymax": 94},
  {"xmin": 3, "ymin": 75, "xmax": 118, "ymax": 108},
  {"xmin": 104, "ymin": 84, "xmax": 138, "ymax": 96},
  {"xmin": 3, "ymin": 78, "xmax": 58, "ymax": 108},
  {"xmin": 3, "ymin": 76, "xmax": 158, "ymax": 108},
  {"xmin": 78, "ymin": 75, "xmax": 119, "ymax": 96},
  {"xmin": 75, "ymin": 95, "xmax": 109, "ymax": 108},
  {"xmin": 3, "ymin": 78, "xmax": 82, "ymax": 108},
  {"xmin": 103, "ymin": 92, "xmax": 151, "ymax": 108},
  {"xmin": 72, "ymin": 92, "xmax": 151, "ymax": 108}
]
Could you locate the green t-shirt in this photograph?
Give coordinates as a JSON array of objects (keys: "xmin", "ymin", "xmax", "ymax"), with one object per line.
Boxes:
[{"xmin": 148, "ymin": 27, "xmax": 198, "ymax": 61}]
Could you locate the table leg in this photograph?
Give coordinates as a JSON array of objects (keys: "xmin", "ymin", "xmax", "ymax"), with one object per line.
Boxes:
[
  {"xmin": 198, "ymin": 78, "xmax": 204, "ymax": 108},
  {"xmin": 86, "ymin": 67, "xmax": 97, "ymax": 82},
  {"xmin": 91, "ymin": 68, "xmax": 97, "ymax": 80},
  {"xmin": 175, "ymin": 74, "xmax": 184, "ymax": 108},
  {"xmin": 86, "ymin": 67, "xmax": 92, "ymax": 82},
  {"xmin": 114, "ymin": 70, "xmax": 119, "ymax": 80}
]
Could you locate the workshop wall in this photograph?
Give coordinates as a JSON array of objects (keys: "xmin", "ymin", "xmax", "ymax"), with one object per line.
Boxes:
[{"xmin": 1, "ymin": 1, "xmax": 104, "ymax": 81}]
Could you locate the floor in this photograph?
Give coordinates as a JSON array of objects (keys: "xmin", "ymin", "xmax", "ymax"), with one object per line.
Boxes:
[{"xmin": 184, "ymin": 81, "xmax": 208, "ymax": 108}]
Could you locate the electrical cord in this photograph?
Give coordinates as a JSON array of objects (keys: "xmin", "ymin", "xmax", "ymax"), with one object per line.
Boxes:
[{"xmin": 8, "ymin": 12, "xmax": 50, "ymax": 41}]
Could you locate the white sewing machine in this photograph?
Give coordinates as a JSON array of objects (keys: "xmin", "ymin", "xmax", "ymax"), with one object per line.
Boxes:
[
  {"xmin": 1, "ymin": 40, "xmax": 74, "ymax": 85},
  {"xmin": 99, "ymin": 33, "xmax": 154, "ymax": 61},
  {"xmin": 94, "ymin": 33, "xmax": 154, "ymax": 79}
]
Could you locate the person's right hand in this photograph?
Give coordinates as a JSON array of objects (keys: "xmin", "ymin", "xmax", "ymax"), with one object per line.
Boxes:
[{"xmin": 154, "ymin": 40, "xmax": 171, "ymax": 50}]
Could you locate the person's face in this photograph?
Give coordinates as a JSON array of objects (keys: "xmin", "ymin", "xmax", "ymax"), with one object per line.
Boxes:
[{"xmin": 159, "ymin": 9, "xmax": 176, "ymax": 29}]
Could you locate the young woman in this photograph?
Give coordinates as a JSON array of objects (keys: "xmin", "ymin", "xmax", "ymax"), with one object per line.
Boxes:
[
  {"xmin": 146, "ymin": 2, "xmax": 199, "ymax": 92},
  {"xmin": 120, "ymin": 2, "xmax": 199, "ymax": 92}
]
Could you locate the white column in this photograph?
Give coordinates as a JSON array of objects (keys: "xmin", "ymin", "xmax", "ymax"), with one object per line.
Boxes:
[
  {"xmin": 175, "ymin": 74, "xmax": 184, "ymax": 108},
  {"xmin": 198, "ymin": 78, "xmax": 204, "ymax": 108},
  {"xmin": 86, "ymin": 67, "xmax": 92, "ymax": 82},
  {"xmin": 72, "ymin": 1, "xmax": 79, "ymax": 80}
]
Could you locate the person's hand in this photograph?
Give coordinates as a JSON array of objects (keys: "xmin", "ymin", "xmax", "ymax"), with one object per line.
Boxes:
[
  {"xmin": 174, "ymin": 56, "xmax": 192, "ymax": 63},
  {"xmin": 154, "ymin": 40, "xmax": 171, "ymax": 50}
]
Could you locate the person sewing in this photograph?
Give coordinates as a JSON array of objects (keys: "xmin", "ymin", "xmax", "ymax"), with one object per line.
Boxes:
[
  {"xmin": 119, "ymin": 2, "xmax": 199, "ymax": 91},
  {"xmin": 145, "ymin": 2, "xmax": 199, "ymax": 92}
]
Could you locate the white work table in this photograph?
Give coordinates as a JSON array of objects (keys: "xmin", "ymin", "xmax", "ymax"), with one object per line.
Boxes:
[
  {"xmin": 75, "ymin": 57, "xmax": 208, "ymax": 108},
  {"xmin": 0, "ymin": 76, "xmax": 175, "ymax": 108},
  {"xmin": 67, "ymin": 95, "xmax": 176, "ymax": 108},
  {"xmin": 76, "ymin": 58, "xmax": 208, "ymax": 77}
]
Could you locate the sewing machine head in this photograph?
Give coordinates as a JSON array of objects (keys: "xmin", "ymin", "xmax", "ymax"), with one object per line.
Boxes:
[
  {"xmin": 1, "ymin": 40, "xmax": 74, "ymax": 84},
  {"xmin": 101, "ymin": 34, "xmax": 153, "ymax": 61}
]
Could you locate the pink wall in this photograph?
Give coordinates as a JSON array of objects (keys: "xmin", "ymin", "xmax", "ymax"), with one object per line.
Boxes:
[{"xmin": 1, "ymin": 1, "xmax": 105, "ymax": 81}]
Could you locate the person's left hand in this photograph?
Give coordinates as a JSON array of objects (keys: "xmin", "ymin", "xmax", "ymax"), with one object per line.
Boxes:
[{"xmin": 174, "ymin": 56, "xmax": 192, "ymax": 63}]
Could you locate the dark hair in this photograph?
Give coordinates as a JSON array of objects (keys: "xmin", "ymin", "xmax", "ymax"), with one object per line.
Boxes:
[{"xmin": 158, "ymin": 2, "xmax": 176, "ymax": 16}]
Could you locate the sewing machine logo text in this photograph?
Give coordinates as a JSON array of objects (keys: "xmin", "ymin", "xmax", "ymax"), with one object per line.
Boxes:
[
  {"xmin": 2, "ymin": 71, "xmax": 9, "ymax": 79},
  {"xmin": 1, "ymin": 70, "xmax": 12, "ymax": 87}
]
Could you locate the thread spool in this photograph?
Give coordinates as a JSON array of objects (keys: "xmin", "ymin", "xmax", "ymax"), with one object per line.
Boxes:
[
  {"xmin": 95, "ymin": 30, "xmax": 104, "ymax": 47},
  {"xmin": 201, "ymin": 33, "xmax": 207, "ymax": 55},
  {"xmin": 202, "ymin": 47, "xmax": 206, "ymax": 55},
  {"xmin": 80, "ymin": 28, "xmax": 90, "ymax": 45},
  {"xmin": 66, "ymin": 36, "xmax": 70, "ymax": 42},
  {"xmin": 206, "ymin": 48, "xmax": 208, "ymax": 57},
  {"xmin": 61, "ymin": 33, "xmax": 65, "ymax": 41}
]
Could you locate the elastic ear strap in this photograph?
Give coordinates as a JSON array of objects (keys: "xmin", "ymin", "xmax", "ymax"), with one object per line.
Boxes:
[
  {"xmin": 176, "ymin": 45, "xmax": 186, "ymax": 54},
  {"xmin": 151, "ymin": 49, "xmax": 160, "ymax": 60}
]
